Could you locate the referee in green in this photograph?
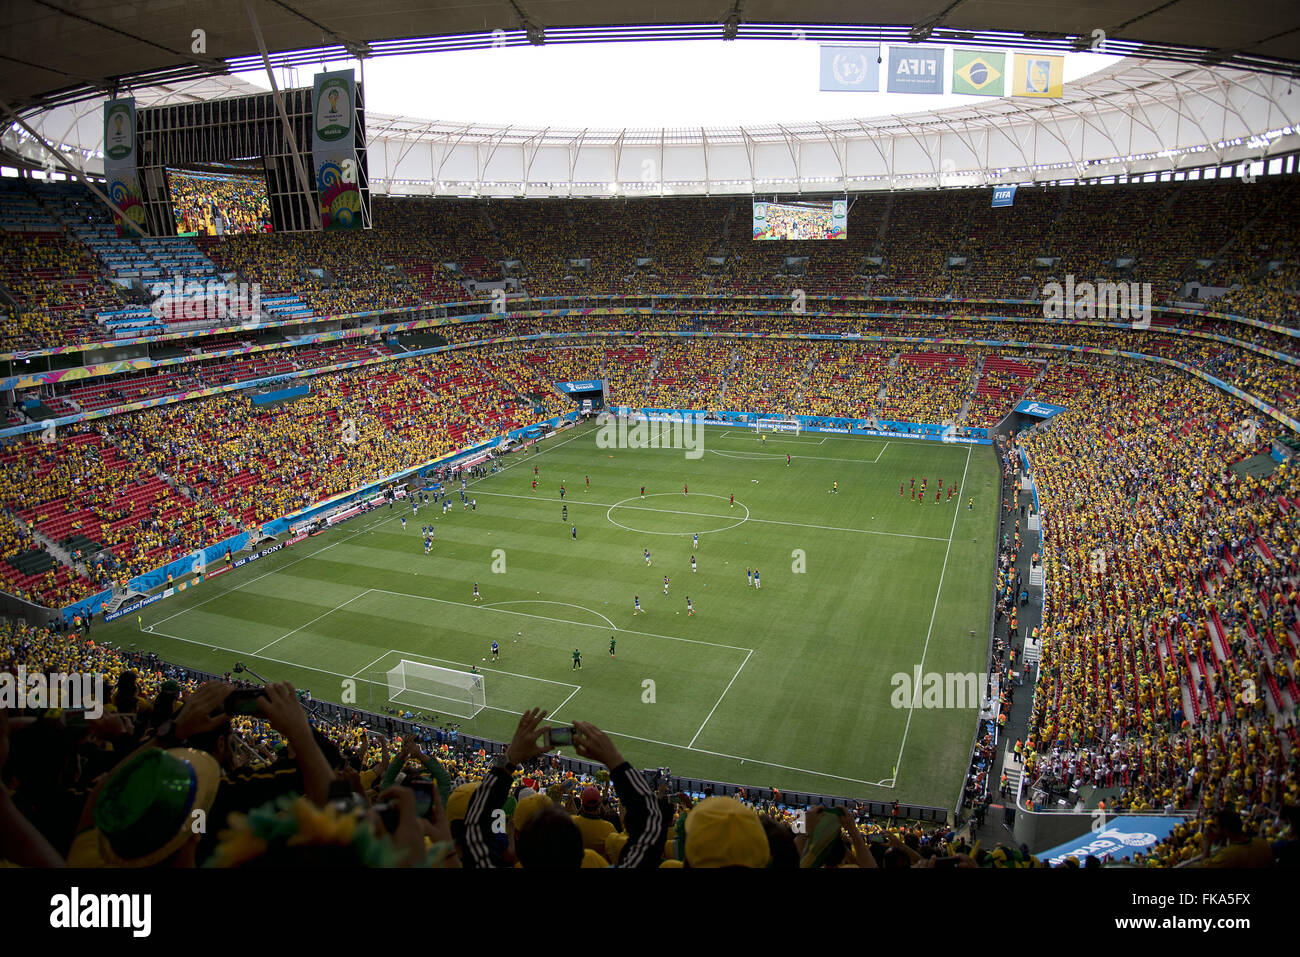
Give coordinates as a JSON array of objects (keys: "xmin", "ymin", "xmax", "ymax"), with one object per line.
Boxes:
[
  {"xmin": 609, "ymin": 636, "xmax": 616, "ymax": 658},
  {"xmin": 572, "ymin": 647, "xmax": 583, "ymax": 670}
]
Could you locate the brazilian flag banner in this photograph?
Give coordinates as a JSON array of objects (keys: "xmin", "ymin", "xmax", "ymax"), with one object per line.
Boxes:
[{"xmin": 952, "ymin": 50, "xmax": 1005, "ymax": 96}]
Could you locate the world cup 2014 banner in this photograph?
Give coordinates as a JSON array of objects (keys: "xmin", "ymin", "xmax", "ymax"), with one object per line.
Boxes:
[
  {"xmin": 312, "ymin": 70, "xmax": 363, "ymax": 229},
  {"xmin": 102, "ymin": 99, "xmax": 145, "ymax": 235}
]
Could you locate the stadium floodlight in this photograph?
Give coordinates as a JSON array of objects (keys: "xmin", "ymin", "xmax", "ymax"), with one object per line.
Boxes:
[
  {"xmin": 723, "ymin": 14, "xmax": 740, "ymax": 41},
  {"xmin": 526, "ymin": 23, "xmax": 546, "ymax": 45},
  {"xmin": 909, "ymin": 24, "xmax": 934, "ymax": 43},
  {"xmin": 387, "ymin": 660, "xmax": 485, "ymax": 719}
]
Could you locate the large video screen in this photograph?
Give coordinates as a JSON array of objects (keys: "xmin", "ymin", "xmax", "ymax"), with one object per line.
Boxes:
[
  {"xmin": 168, "ymin": 168, "xmax": 272, "ymax": 236},
  {"xmin": 752, "ymin": 199, "xmax": 847, "ymax": 240}
]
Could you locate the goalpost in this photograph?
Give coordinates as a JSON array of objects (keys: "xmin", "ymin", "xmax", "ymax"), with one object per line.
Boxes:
[
  {"xmin": 754, "ymin": 417, "xmax": 801, "ymax": 437},
  {"xmin": 386, "ymin": 660, "xmax": 485, "ymax": 719}
]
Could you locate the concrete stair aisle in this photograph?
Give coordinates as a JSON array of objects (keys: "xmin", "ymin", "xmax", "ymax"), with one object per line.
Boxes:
[
  {"xmin": 875, "ymin": 192, "xmax": 894, "ymax": 245},
  {"xmin": 950, "ymin": 354, "xmax": 984, "ymax": 424},
  {"xmin": 18, "ymin": 516, "xmax": 76, "ymax": 568}
]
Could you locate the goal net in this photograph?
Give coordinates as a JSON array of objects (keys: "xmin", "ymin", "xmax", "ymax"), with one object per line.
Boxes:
[
  {"xmin": 754, "ymin": 417, "xmax": 801, "ymax": 436},
  {"xmin": 386, "ymin": 660, "xmax": 485, "ymax": 719}
]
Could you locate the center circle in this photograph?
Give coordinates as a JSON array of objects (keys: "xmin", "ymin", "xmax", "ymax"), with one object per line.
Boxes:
[{"xmin": 605, "ymin": 492, "xmax": 750, "ymax": 536}]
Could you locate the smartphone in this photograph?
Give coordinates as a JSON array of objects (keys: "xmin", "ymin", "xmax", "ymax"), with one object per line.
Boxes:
[
  {"xmin": 545, "ymin": 726, "xmax": 576, "ymax": 748},
  {"xmin": 223, "ymin": 688, "xmax": 266, "ymax": 715},
  {"xmin": 374, "ymin": 801, "xmax": 402, "ymax": 835},
  {"xmin": 409, "ymin": 780, "xmax": 434, "ymax": 818}
]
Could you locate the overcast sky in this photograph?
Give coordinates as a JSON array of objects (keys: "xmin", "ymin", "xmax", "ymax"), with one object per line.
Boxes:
[{"xmin": 236, "ymin": 40, "xmax": 1122, "ymax": 128}]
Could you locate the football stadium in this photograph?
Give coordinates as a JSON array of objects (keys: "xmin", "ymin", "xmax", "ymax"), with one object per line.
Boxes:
[{"xmin": 0, "ymin": 1, "xmax": 1298, "ymax": 896}]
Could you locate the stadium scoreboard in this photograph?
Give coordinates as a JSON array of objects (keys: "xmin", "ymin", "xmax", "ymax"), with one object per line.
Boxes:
[
  {"xmin": 124, "ymin": 76, "xmax": 371, "ymax": 235},
  {"xmin": 752, "ymin": 198, "xmax": 847, "ymax": 240}
]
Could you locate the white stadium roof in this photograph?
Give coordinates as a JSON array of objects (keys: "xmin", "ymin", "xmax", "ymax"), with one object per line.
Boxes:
[{"xmin": 6, "ymin": 56, "xmax": 1296, "ymax": 197}]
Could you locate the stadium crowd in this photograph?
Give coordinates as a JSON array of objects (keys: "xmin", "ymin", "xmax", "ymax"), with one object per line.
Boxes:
[
  {"xmin": 14, "ymin": 617, "xmax": 1275, "ymax": 868},
  {"xmin": 1017, "ymin": 364, "xmax": 1298, "ymax": 865}
]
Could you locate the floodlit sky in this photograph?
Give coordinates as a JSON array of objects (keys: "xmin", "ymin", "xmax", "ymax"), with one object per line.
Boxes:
[{"xmin": 236, "ymin": 40, "xmax": 1123, "ymax": 128}]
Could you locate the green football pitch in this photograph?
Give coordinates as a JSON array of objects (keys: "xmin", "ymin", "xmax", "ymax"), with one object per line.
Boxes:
[{"xmin": 100, "ymin": 420, "xmax": 1000, "ymax": 808}]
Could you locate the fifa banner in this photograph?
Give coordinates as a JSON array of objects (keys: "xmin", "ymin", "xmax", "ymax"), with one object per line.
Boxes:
[
  {"xmin": 819, "ymin": 46, "xmax": 880, "ymax": 92},
  {"xmin": 887, "ymin": 46, "xmax": 944, "ymax": 94},
  {"xmin": 830, "ymin": 198, "xmax": 847, "ymax": 237},
  {"xmin": 992, "ymin": 185, "xmax": 1018, "ymax": 208},
  {"xmin": 1012, "ymin": 54, "xmax": 1064, "ymax": 98},
  {"xmin": 312, "ymin": 70, "xmax": 363, "ymax": 228},
  {"xmin": 952, "ymin": 50, "xmax": 1005, "ymax": 96},
  {"xmin": 1040, "ymin": 816, "xmax": 1183, "ymax": 866},
  {"xmin": 555, "ymin": 380, "xmax": 603, "ymax": 393},
  {"xmin": 102, "ymin": 98, "xmax": 145, "ymax": 235}
]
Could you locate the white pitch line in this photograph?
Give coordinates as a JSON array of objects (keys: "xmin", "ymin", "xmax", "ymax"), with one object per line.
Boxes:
[
  {"xmin": 253, "ymin": 589, "xmax": 371, "ymax": 656},
  {"xmin": 387, "ymin": 691, "xmax": 562, "ymax": 719},
  {"xmin": 140, "ymin": 626, "xmax": 877, "ymax": 786},
  {"xmin": 351, "ymin": 649, "xmax": 396, "ymax": 678},
  {"xmin": 889, "ymin": 444, "xmax": 972, "ymax": 786},
  {"xmin": 145, "ymin": 423, "xmax": 585, "ymax": 630},
  {"xmin": 708, "ymin": 449, "xmax": 884, "ymax": 464},
  {"xmin": 474, "ymin": 489, "xmax": 948, "ymax": 542},
  {"xmin": 484, "ymin": 600, "xmax": 617, "ymax": 630},
  {"xmin": 147, "ymin": 510, "xmax": 383, "ymax": 628},
  {"xmin": 688, "ymin": 648, "xmax": 753, "ymax": 749},
  {"xmin": 144, "ymin": 626, "xmax": 359, "ymax": 681},
  {"xmin": 365, "ymin": 587, "xmax": 753, "ymax": 653},
  {"xmin": 382, "ymin": 649, "xmax": 581, "ymax": 688},
  {"xmin": 873, "ymin": 441, "xmax": 891, "ymax": 463},
  {"xmin": 546, "ymin": 684, "xmax": 583, "ymax": 722},
  {"xmin": 607, "ymin": 732, "xmax": 877, "ymax": 787}
]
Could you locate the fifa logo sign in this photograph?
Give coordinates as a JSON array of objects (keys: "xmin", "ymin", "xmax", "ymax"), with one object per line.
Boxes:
[{"xmin": 1042, "ymin": 275, "xmax": 1151, "ymax": 329}]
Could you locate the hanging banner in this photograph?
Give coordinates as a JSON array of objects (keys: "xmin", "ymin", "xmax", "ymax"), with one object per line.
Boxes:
[
  {"xmin": 1014, "ymin": 399, "xmax": 1066, "ymax": 419},
  {"xmin": 312, "ymin": 70, "xmax": 363, "ymax": 229},
  {"xmin": 102, "ymin": 98, "xmax": 145, "ymax": 235},
  {"xmin": 952, "ymin": 50, "xmax": 1005, "ymax": 96},
  {"xmin": 887, "ymin": 46, "xmax": 944, "ymax": 94},
  {"xmin": 1012, "ymin": 54, "xmax": 1064, "ymax": 98},
  {"xmin": 992, "ymin": 185, "xmax": 1018, "ymax": 207},
  {"xmin": 819, "ymin": 46, "xmax": 880, "ymax": 92}
]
